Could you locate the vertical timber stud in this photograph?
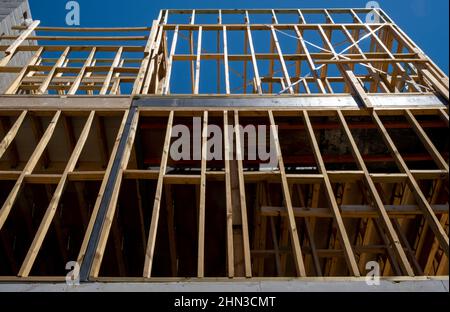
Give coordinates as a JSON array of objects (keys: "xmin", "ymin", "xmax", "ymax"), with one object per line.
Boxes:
[
  {"xmin": 132, "ymin": 20, "xmax": 159, "ymax": 95},
  {"xmin": 164, "ymin": 185, "xmax": 177, "ymax": 276},
  {"xmin": 0, "ymin": 20, "xmax": 40, "ymax": 66},
  {"xmin": 100, "ymin": 47, "xmax": 123, "ymax": 95},
  {"xmin": 404, "ymin": 110, "xmax": 449, "ymax": 172},
  {"xmin": 243, "ymin": 12, "xmax": 249, "ymax": 94},
  {"xmin": 421, "ymin": 69, "xmax": 449, "ymax": 101},
  {"xmin": 0, "ymin": 111, "xmax": 61, "ymax": 231},
  {"xmin": 223, "ymin": 26, "xmax": 231, "ymax": 95},
  {"xmin": 317, "ymin": 25, "xmax": 373, "ymax": 109},
  {"xmin": 269, "ymin": 12, "xmax": 276, "ymax": 94},
  {"xmin": 217, "ymin": 11, "xmax": 222, "ymax": 94},
  {"xmin": 198, "ymin": 111, "xmax": 208, "ymax": 277},
  {"xmin": 143, "ymin": 111, "xmax": 174, "ymax": 278},
  {"xmin": 371, "ymin": 111, "xmax": 449, "ymax": 257},
  {"xmin": 5, "ymin": 47, "xmax": 44, "ymax": 95},
  {"xmin": 293, "ymin": 25, "xmax": 326, "ymax": 93},
  {"xmin": 438, "ymin": 109, "xmax": 449, "ymax": 127},
  {"xmin": 194, "ymin": 27, "xmax": 203, "ymax": 95},
  {"xmin": 68, "ymin": 48, "xmax": 96, "ymax": 95},
  {"xmin": 37, "ymin": 47, "xmax": 70, "ymax": 94},
  {"xmin": 19, "ymin": 111, "xmax": 96, "ymax": 277},
  {"xmin": 190, "ymin": 10, "xmax": 196, "ymax": 93},
  {"xmin": 84, "ymin": 60, "xmax": 96, "ymax": 96},
  {"xmin": 344, "ymin": 70, "xmax": 374, "ymax": 109},
  {"xmin": 270, "ymin": 26, "xmax": 294, "ymax": 94},
  {"xmin": 337, "ymin": 110, "xmax": 414, "ymax": 276},
  {"xmin": 268, "ymin": 111, "xmax": 306, "ymax": 277},
  {"xmin": 234, "ymin": 111, "xmax": 252, "ymax": 277},
  {"xmin": 223, "ymin": 111, "xmax": 234, "ymax": 277},
  {"xmin": 89, "ymin": 108, "xmax": 140, "ymax": 278},
  {"xmin": 303, "ymin": 111, "xmax": 360, "ymax": 276},
  {"xmin": 162, "ymin": 26, "xmax": 179, "ymax": 95},
  {"xmin": 77, "ymin": 108, "xmax": 135, "ymax": 281},
  {"xmin": 246, "ymin": 24, "xmax": 262, "ymax": 94},
  {"xmin": 0, "ymin": 111, "xmax": 27, "ymax": 159},
  {"xmin": 142, "ymin": 24, "xmax": 164, "ymax": 94}
]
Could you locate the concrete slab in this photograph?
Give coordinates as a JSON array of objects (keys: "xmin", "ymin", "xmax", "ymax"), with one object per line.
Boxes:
[{"xmin": 0, "ymin": 278, "xmax": 448, "ymax": 292}]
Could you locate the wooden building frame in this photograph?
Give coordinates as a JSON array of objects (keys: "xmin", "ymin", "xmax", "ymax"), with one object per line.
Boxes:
[{"xmin": 0, "ymin": 8, "xmax": 448, "ymax": 282}]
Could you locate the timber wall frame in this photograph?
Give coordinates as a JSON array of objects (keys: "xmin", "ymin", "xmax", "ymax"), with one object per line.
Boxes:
[
  {"xmin": 0, "ymin": 8, "xmax": 448, "ymax": 282},
  {"xmin": 0, "ymin": 8, "xmax": 448, "ymax": 100},
  {"xmin": 0, "ymin": 97, "xmax": 448, "ymax": 281}
]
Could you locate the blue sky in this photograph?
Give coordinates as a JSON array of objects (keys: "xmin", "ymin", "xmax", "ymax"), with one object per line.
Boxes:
[{"xmin": 28, "ymin": 0, "xmax": 449, "ymax": 75}]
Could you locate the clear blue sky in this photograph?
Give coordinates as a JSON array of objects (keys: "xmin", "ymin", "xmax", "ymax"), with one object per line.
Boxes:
[{"xmin": 29, "ymin": 0, "xmax": 449, "ymax": 74}]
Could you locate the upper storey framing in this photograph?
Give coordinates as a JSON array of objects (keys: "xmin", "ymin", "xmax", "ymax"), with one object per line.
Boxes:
[{"xmin": 0, "ymin": 8, "xmax": 448, "ymax": 103}]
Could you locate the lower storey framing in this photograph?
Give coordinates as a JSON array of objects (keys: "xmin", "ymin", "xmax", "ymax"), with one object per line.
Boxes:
[{"xmin": 0, "ymin": 96, "xmax": 448, "ymax": 281}]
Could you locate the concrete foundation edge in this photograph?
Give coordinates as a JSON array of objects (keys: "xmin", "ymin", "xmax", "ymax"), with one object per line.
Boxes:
[{"xmin": 0, "ymin": 278, "xmax": 448, "ymax": 292}]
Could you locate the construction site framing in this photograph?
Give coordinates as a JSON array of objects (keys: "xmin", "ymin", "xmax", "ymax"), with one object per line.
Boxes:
[{"xmin": 0, "ymin": 8, "xmax": 448, "ymax": 282}]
